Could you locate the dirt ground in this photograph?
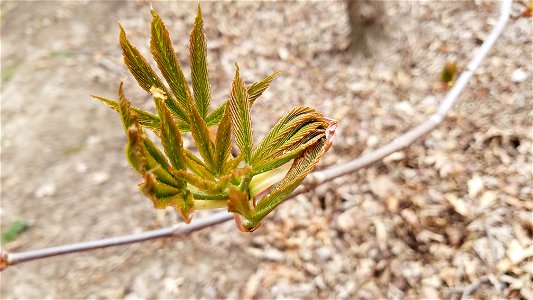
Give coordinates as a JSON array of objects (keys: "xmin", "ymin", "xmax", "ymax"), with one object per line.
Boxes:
[{"xmin": 1, "ymin": 1, "xmax": 531, "ymax": 299}]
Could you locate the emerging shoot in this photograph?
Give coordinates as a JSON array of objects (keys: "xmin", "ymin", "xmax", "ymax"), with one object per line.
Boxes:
[{"xmin": 93, "ymin": 4, "xmax": 336, "ymax": 232}]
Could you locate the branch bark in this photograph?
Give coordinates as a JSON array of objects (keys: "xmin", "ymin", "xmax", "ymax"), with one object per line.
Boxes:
[{"xmin": 0, "ymin": 0, "xmax": 512, "ymax": 271}]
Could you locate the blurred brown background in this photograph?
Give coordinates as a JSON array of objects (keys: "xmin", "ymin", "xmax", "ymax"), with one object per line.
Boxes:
[{"xmin": 1, "ymin": 1, "xmax": 531, "ymax": 298}]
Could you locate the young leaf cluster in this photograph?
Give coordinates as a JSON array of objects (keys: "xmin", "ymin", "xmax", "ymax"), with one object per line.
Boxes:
[{"xmin": 93, "ymin": 5, "xmax": 336, "ymax": 232}]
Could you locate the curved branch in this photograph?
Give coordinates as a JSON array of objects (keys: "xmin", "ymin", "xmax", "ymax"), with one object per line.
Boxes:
[
  {"xmin": 0, "ymin": 0, "xmax": 512, "ymax": 271},
  {"xmin": 1, "ymin": 211, "xmax": 233, "ymax": 271},
  {"xmin": 307, "ymin": 0, "xmax": 512, "ymax": 184}
]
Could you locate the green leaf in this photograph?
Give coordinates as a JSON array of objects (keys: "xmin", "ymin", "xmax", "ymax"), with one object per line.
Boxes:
[
  {"xmin": 189, "ymin": 4, "xmax": 210, "ymax": 118},
  {"xmin": 92, "ymin": 95, "xmax": 161, "ymax": 130},
  {"xmin": 125, "ymin": 124, "xmax": 179, "ymax": 188},
  {"xmin": 248, "ymin": 71, "xmax": 280, "ymax": 105},
  {"xmin": 157, "ymin": 191, "xmax": 195, "ymax": 223},
  {"xmin": 119, "ymin": 86, "xmax": 180, "ymax": 187},
  {"xmin": 184, "ymin": 149, "xmax": 215, "ymax": 181},
  {"xmin": 206, "ymin": 71, "xmax": 280, "ymax": 125},
  {"xmin": 142, "ymin": 138, "xmax": 180, "ymax": 187},
  {"xmin": 143, "ymin": 175, "xmax": 183, "ymax": 199},
  {"xmin": 229, "ymin": 64, "xmax": 253, "ymax": 164},
  {"xmin": 150, "ymin": 10, "xmax": 191, "ymax": 111},
  {"xmin": 119, "ymin": 24, "xmax": 165, "ymax": 94},
  {"xmin": 214, "ymin": 104, "xmax": 232, "ymax": 174},
  {"xmin": 119, "ymin": 24, "xmax": 189, "ymax": 123},
  {"xmin": 1, "ymin": 220, "xmax": 28, "ymax": 244},
  {"xmin": 187, "ymin": 92, "xmax": 216, "ymax": 172},
  {"xmin": 142, "ymin": 174, "xmax": 194, "ymax": 223},
  {"xmin": 143, "ymin": 136, "xmax": 170, "ymax": 171},
  {"xmin": 117, "ymin": 82, "xmax": 136, "ymax": 131},
  {"xmin": 172, "ymin": 169, "xmax": 227, "ymax": 193},
  {"xmin": 262, "ymin": 122, "xmax": 324, "ymax": 162},
  {"xmin": 251, "ymin": 134, "xmax": 324, "ymax": 176},
  {"xmin": 154, "ymin": 97, "xmax": 187, "ymax": 173},
  {"xmin": 189, "ymin": 187, "xmax": 229, "ymax": 200},
  {"xmin": 95, "ymin": 5, "xmax": 339, "ymax": 231},
  {"xmin": 205, "ymin": 103, "xmax": 225, "ymax": 126},
  {"xmin": 266, "ymin": 112, "xmax": 324, "ymax": 151},
  {"xmin": 173, "ymin": 191, "xmax": 195, "ymax": 223},
  {"xmin": 92, "ymin": 94, "xmax": 195, "ymax": 133}
]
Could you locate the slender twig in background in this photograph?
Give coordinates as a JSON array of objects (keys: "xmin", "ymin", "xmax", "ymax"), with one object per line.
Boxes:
[
  {"xmin": 0, "ymin": 0, "xmax": 512, "ymax": 271},
  {"xmin": 459, "ymin": 276, "xmax": 490, "ymax": 300},
  {"xmin": 448, "ymin": 275, "xmax": 490, "ymax": 300}
]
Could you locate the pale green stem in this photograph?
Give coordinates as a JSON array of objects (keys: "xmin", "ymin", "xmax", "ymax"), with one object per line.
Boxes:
[
  {"xmin": 249, "ymin": 162, "xmax": 291, "ymax": 198},
  {"xmin": 193, "ymin": 200, "xmax": 228, "ymax": 210}
]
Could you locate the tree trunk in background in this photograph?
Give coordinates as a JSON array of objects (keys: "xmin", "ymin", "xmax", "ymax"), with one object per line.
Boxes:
[{"xmin": 346, "ymin": 0, "xmax": 385, "ymax": 56}]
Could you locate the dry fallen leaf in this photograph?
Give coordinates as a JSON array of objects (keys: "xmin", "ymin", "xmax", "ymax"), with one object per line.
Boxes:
[
  {"xmin": 468, "ymin": 174, "xmax": 484, "ymax": 198},
  {"xmin": 445, "ymin": 193, "xmax": 472, "ymax": 217},
  {"xmin": 507, "ymin": 239, "xmax": 533, "ymax": 264},
  {"xmin": 478, "ymin": 190, "xmax": 498, "ymax": 210}
]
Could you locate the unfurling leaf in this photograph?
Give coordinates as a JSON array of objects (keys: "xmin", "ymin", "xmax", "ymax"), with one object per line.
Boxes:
[
  {"xmin": 93, "ymin": 4, "xmax": 336, "ymax": 233},
  {"xmin": 150, "ymin": 10, "xmax": 191, "ymax": 112},
  {"xmin": 187, "ymin": 91, "xmax": 216, "ymax": 173},
  {"xmin": 252, "ymin": 107, "xmax": 326, "ymax": 166},
  {"xmin": 251, "ymin": 134, "xmax": 324, "ymax": 176},
  {"xmin": 120, "ymin": 24, "xmax": 188, "ymax": 123},
  {"xmin": 238, "ymin": 121, "xmax": 336, "ymax": 232},
  {"xmin": 214, "ymin": 104, "xmax": 232, "ymax": 174},
  {"xmin": 119, "ymin": 24, "xmax": 163, "ymax": 93},
  {"xmin": 154, "ymin": 97, "xmax": 187, "ymax": 176},
  {"xmin": 189, "ymin": 4, "xmax": 211, "ymax": 118},
  {"xmin": 229, "ymin": 64, "xmax": 253, "ymax": 164}
]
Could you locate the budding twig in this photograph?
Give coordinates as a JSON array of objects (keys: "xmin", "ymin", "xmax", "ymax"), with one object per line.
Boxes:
[{"xmin": 0, "ymin": 0, "xmax": 512, "ymax": 271}]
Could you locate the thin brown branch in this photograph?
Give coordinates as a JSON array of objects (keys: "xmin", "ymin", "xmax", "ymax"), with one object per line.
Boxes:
[{"xmin": 0, "ymin": 0, "xmax": 512, "ymax": 271}]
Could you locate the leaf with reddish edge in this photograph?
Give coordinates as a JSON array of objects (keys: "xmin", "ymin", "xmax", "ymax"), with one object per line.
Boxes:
[
  {"xmin": 150, "ymin": 10, "xmax": 191, "ymax": 112},
  {"xmin": 227, "ymin": 187, "xmax": 252, "ymax": 218},
  {"xmin": 229, "ymin": 64, "xmax": 253, "ymax": 165},
  {"xmin": 172, "ymin": 191, "xmax": 195, "ymax": 223},
  {"xmin": 119, "ymin": 24, "xmax": 188, "ymax": 123},
  {"xmin": 233, "ymin": 118, "xmax": 337, "ymax": 231},
  {"xmin": 154, "ymin": 98, "xmax": 187, "ymax": 176},
  {"xmin": 214, "ymin": 104, "xmax": 232, "ymax": 175},
  {"xmin": 189, "ymin": 4, "xmax": 211, "ymax": 118},
  {"xmin": 187, "ymin": 91, "xmax": 216, "ymax": 173}
]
